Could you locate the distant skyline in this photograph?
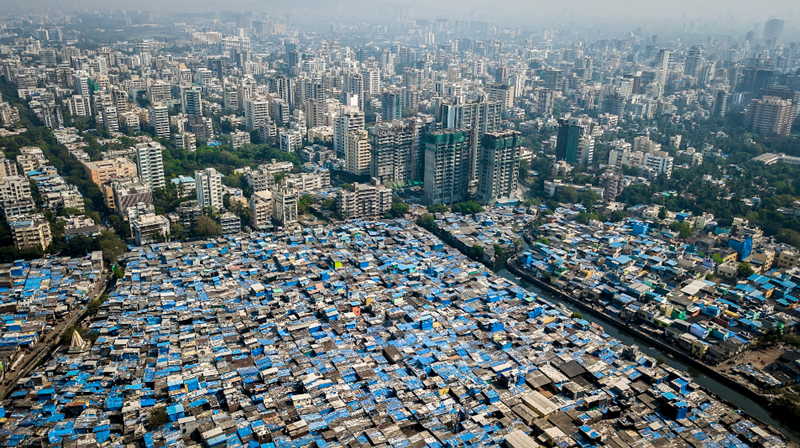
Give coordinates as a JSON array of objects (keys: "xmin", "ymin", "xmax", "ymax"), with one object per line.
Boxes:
[
  {"xmin": 0, "ymin": 0, "xmax": 797, "ymax": 40},
  {"xmin": 0, "ymin": 0, "xmax": 795, "ymax": 21}
]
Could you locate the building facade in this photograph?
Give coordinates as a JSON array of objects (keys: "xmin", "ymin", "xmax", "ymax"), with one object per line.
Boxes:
[
  {"xmin": 273, "ymin": 187, "xmax": 298, "ymax": 225},
  {"xmin": 10, "ymin": 215, "xmax": 52, "ymax": 251},
  {"xmin": 195, "ymin": 168, "xmax": 223, "ymax": 210},
  {"xmin": 345, "ymin": 130, "xmax": 372, "ymax": 176},
  {"xmin": 336, "ymin": 181, "xmax": 392, "ymax": 219},
  {"xmin": 744, "ymin": 96, "xmax": 795, "ymax": 136},
  {"xmin": 249, "ymin": 190, "xmax": 273, "ymax": 229},
  {"xmin": 476, "ymin": 130, "xmax": 521, "ymax": 204},
  {"xmin": 423, "ymin": 130, "xmax": 472, "ymax": 205},
  {"xmin": 84, "ymin": 158, "xmax": 137, "ymax": 186},
  {"xmin": 136, "ymin": 142, "xmax": 166, "ymax": 190}
]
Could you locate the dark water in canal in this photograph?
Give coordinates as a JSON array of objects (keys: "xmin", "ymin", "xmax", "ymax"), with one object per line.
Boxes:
[{"xmin": 495, "ymin": 265, "xmax": 800, "ymax": 444}]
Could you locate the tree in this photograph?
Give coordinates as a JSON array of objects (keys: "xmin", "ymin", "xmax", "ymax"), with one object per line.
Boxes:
[
  {"xmin": 777, "ymin": 229, "xmax": 800, "ymax": 249},
  {"xmin": 571, "ymin": 312, "xmax": 583, "ymax": 319},
  {"xmin": 113, "ymin": 266, "xmax": 124, "ymax": 279},
  {"xmin": 519, "ymin": 159, "xmax": 531, "ymax": 180},
  {"xmin": 576, "ymin": 212, "xmax": 591, "ymax": 225},
  {"xmin": 578, "ymin": 190, "xmax": 600, "ymax": 209},
  {"xmin": 669, "ymin": 222, "xmax": 692, "ymax": 239},
  {"xmin": 655, "ymin": 356, "xmax": 667, "ymax": 365},
  {"xmin": 96, "ymin": 231, "xmax": 126, "ymax": 264},
  {"xmin": 736, "ymin": 262, "xmax": 755, "ymax": 278},
  {"xmin": 87, "ymin": 299, "xmax": 102, "ymax": 314},
  {"xmin": 493, "ymin": 244, "xmax": 504, "ymax": 257},
  {"xmin": 468, "ymin": 245, "xmax": 485, "ymax": 259},
  {"xmin": 170, "ymin": 223, "xmax": 187, "ymax": 241},
  {"xmin": 622, "ymin": 164, "xmax": 642, "ymax": 177},
  {"xmin": 109, "ymin": 215, "xmax": 131, "ymax": 238},
  {"xmin": 297, "ymin": 194, "xmax": 314, "ymax": 215},
  {"xmin": 85, "ymin": 210, "xmax": 101, "ymax": 224},
  {"xmin": 417, "ymin": 213, "xmax": 435, "ymax": 230},
  {"xmin": 60, "ymin": 325, "xmax": 82, "ymax": 346},
  {"xmin": 386, "ymin": 199, "xmax": 409, "ymax": 218},
  {"xmin": 557, "ymin": 186, "xmax": 578, "ymax": 204},
  {"xmin": 58, "ymin": 207, "xmax": 83, "ymax": 217},
  {"xmin": 147, "ymin": 407, "xmax": 169, "ymax": 429},
  {"xmin": 322, "ymin": 198, "xmax": 337, "ymax": 211},
  {"xmin": 658, "ymin": 207, "xmax": 667, "ymax": 220},
  {"xmin": 426, "ymin": 203, "xmax": 449, "ymax": 213},
  {"xmin": 452, "ymin": 200, "xmax": 483, "ymax": 215},
  {"xmin": 711, "ymin": 253, "xmax": 724, "ymax": 264},
  {"xmin": 608, "ymin": 210, "xmax": 627, "ymax": 222},
  {"xmin": 193, "ymin": 216, "xmax": 222, "ymax": 238}
]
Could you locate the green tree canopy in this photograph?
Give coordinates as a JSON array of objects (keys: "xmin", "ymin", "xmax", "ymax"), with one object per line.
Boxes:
[
  {"xmin": 417, "ymin": 213, "xmax": 435, "ymax": 230},
  {"xmin": 297, "ymin": 194, "xmax": 314, "ymax": 215},
  {"xmin": 193, "ymin": 216, "xmax": 222, "ymax": 238},
  {"xmin": 452, "ymin": 201, "xmax": 483, "ymax": 215},
  {"xmin": 608, "ymin": 210, "xmax": 627, "ymax": 222},
  {"xmin": 736, "ymin": 262, "xmax": 755, "ymax": 278},
  {"xmin": 426, "ymin": 203, "xmax": 449, "ymax": 213},
  {"xmin": 96, "ymin": 231, "xmax": 126, "ymax": 264},
  {"xmin": 468, "ymin": 245, "xmax": 485, "ymax": 259},
  {"xmin": 386, "ymin": 199, "xmax": 410, "ymax": 218}
]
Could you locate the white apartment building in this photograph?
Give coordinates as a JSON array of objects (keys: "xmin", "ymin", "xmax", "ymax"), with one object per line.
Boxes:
[
  {"xmin": 136, "ymin": 142, "xmax": 166, "ymax": 190},
  {"xmin": 245, "ymin": 98, "xmax": 269, "ymax": 131},
  {"xmin": 149, "ymin": 104, "xmax": 170, "ymax": 138},
  {"xmin": 10, "ymin": 214, "xmax": 52, "ymax": 251},
  {"xmin": 279, "ymin": 129, "xmax": 303, "ymax": 153},
  {"xmin": 336, "ymin": 181, "xmax": 392, "ymax": 219},
  {"xmin": 132, "ymin": 213, "xmax": 170, "ymax": 246},
  {"xmin": 345, "ymin": 130, "xmax": 371, "ymax": 176},
  {"xmin": 273, "ymin": 187, "xmax": 298, "ymax": 225},
  {"xmin": 643, "ymin": 151, "xmax": 674, "ymax": 178},
  {"xmin": 68, "ymin": 95, "xmax": 91, "ymax": 116},
  {"xmin": 333, "ymin": 109, "xmax": 365, "ymax": 158},
  {"xmin": 250, "ymin": 190, "xmax": 273, "ymax": 229},
  {"xmin": 230, "ymin": 130, "xmax": 251, "ymax": 149},
  {"xmin": 195, "ymin": 167, "xmax": 223, "ymax": 210}
]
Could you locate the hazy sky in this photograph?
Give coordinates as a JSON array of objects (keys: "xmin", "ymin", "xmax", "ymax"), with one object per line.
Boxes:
[{"xmin": 0, "ymin": 0, "xmax": 796, "ymax": 25}]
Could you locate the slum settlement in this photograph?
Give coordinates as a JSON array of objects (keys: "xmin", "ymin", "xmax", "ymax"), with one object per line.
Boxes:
[
  {"xmin": 0, "ymin": 221, "xmax": 789, "ymax": 448},
  {"xmin": 0, "ymin": 252, "xmax": 104, "ymax": 374},
  {"xmin": 516, "ymin": 210, "xmax": 800, "ymax": 391}
]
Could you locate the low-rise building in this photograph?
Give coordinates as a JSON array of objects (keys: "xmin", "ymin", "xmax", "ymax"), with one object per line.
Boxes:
[
  {"xmin": 16, "ymin": 147, "xmax": 49, "ymax": 174},
  {"xmin": 112, "ymin": 178, "xmax": 153, "ymax": 215},
  {"xmin": 10, "ymin": 214, "xmax": 52, "ymax": 251},
  {"xmin": 175, "ymin": 132, "xmax": 197, "ymax": 152},
  {"xmin": 229, "ymin": 130, "xmax": 251, "ymax": 149},
  {"xmin": 131, "ymin": 213, "xmax": 170, "ymax": 246},
  {"xmin": 63, "ymin": 216, "xmax": 102, "ymax": 241},
  {"xmin": 170, "ymin": 176, "xmax": 196, "ymax": 197},
  {"xmin": 177, "ymin": 200, "xmax": 203, "ymax": 229},
  {"xmin": 250, "ymin": 190, "xmax": 273, "ymax": 230},
  {"xmin": 83, "ymin": 158, "xmax": 138, "ymax": 186},
  {"xmin": 284, "ymin": 169, "xmax": 331, "ymax": 192},
  {"xmin": 0, "ymin": 176, "xmax": 32, "ymax": 205},
  {"xmin": 777, "ymin": 250, "xmax": 800, "ymax": 269},
  {"xmin": 336, "ymin": 180, "xmax": 392, "ymax": 220},
  {"xmin": 220, "ymin": 212, "xmax": 242, "ymax": 234}
]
